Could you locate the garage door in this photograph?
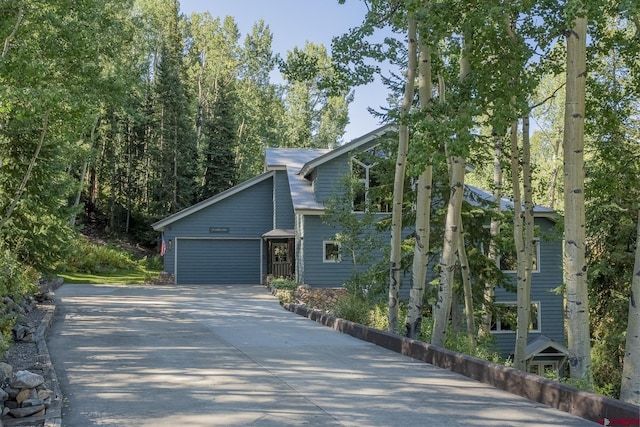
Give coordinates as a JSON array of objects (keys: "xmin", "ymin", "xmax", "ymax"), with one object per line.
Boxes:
[{"xmin": 176, "ymin": 239, "xmax": 261, "ymax": 285}]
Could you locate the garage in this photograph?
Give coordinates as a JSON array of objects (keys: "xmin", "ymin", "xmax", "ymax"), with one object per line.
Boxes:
[{"xmin": 175, "ymin": 238, "xmax": 262, "ymax": 285}]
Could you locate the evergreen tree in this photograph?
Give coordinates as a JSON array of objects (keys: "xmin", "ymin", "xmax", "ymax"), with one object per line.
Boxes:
[{"xmin": 200, "ymin": 82, "xmax": 238, "ymax": 199}]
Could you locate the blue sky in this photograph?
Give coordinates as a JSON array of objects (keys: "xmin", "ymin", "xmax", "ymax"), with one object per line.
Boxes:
[{"xmin": 179, "ymin": 0, "xmax": 393, "ymax": 142}]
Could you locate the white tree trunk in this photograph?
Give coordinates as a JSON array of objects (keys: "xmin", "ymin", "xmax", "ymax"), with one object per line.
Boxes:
[
  {"xmin": 388, "ymin": 16, "xmax": 417, "ymax": 332},
  {"xmin": 509, "ymin": 119, "xmax": 529, "ymax": 371},
  {"xmin": 514, "ymin": 116, "xmax": 535, "ymax": 371},
  {"xmin": 432, "ymin": 155, "xmax": 465, "ymax": 347},
  {"xmin": 0, "ymin": 113, "xmax": 49, "ymax": 232},
  {"xmin": 406, "ymin": 37, "xmax": 433, "ymax": 339},
  {"xmin": 431, "ymin": 38, "xmax": 469, "ymax": 347},
  {"xmin": 458, "ymin": 212, "xmax": 475, "ymax": 343},
  {"xmin": 620, "ymin": 208, "xmax": 640, "ymax": 405},
  {"xmin": 481, "ymin": 132, "xmax": 503, "ymax": 337},
  {"xmin": 564, "ymin": 12, "xmax": 592, "ymax": 385}
]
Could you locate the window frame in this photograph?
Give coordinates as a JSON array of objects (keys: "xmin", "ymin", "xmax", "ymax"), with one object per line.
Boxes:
[
  {"xmin": 499, "ymin": 238, "xmax": 541, "ymax": 274},
  {"xmin": 350, "ymin": 146, "xmax": 391, "ymax": 213},
  {"xmin": 323, "ymin": 240, "xmax": 341, "ymax": 263},
  {"xmin": 490, "ymin": 301, "xmax": 542, "ymax": 334}
]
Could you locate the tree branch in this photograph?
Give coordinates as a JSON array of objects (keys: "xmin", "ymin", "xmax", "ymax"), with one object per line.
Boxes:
[
  {"xmin": 530, "ymin": 82, "xmax": 566, "ymax": 110},
  {"xmin": 0, "ymin": 112, "xmax": 49, "ymax": 232},
  {"xmin": 2, "ymin": 4, "xmax": 25, "ymax": 59}
]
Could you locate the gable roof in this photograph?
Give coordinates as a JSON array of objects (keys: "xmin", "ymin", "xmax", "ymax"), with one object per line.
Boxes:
[
  {"xmin": 525, "ymin": 335, "xmax": 570, "ymax": 360},
  {"xmin": 298, "ymin": 124, "xmax": 396, "ymax": 178},
  {"xmin": 466, "ymin": 184, "xmax": 557, "ymax": 221},
  {"xmin": 265, "ymin": 148, "xmax": 330, "ymax": 171},
  {"xmin": 153, "ymin": 125, "xmax": 557, "ymax": 229},
  {"xmin": 151, "ymin": 171, "xmax": 274, "ymax": 231}
]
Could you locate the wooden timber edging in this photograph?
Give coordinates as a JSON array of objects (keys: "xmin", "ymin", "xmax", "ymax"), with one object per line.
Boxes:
[{"xmin": 283, "ymin": 303, "xmax": 640, "ymax": 425}]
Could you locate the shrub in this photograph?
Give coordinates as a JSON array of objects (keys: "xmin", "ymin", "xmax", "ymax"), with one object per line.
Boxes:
[
  {"xmin": 59, "ymin": 237, "xmax": 138, "ymax": 274},
  {"xmin": 0, "ymin": 245, "xmax": 39, "ymax": 354},
  {"xmin": 140, "ymin": 254, "xmax": 163, "ymax": 271},
  {"xmin": 332, "ymin": 294, "xmax": 372, "ymax": 325},
  {"xmin": 0, "ymin": 246, "xmax": 38, "ymax": 299},
  {"xmin": 268, "ymin": 277, "xmax": 298, "ymax": 291}
]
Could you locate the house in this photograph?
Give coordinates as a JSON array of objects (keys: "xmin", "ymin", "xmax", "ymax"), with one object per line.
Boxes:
[{"xmin": 151, "ymin": 125, "xmax": 567, "ymax": 363}]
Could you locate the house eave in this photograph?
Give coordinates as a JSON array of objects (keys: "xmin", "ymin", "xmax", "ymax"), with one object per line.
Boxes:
[{"xmin": 295, "ymin": 208, "xmax": 325, "ymax": 216}]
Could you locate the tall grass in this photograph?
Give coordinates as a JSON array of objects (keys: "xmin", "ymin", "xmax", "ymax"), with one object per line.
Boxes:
[{"xmin": 56, "ymin": 237, "xmax": 161, "ymax": 284}]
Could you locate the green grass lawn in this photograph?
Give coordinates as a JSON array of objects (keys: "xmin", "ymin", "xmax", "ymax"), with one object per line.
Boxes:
[
  {"xmin": 55, "ymin": 236, "xmax": 163, "ymax": 285},
  {"xmin": 57, "ymin": 268, "xmax": 161, "ymax": 285},
  {"xmin": 58, "ymin": 270, "xmax": 160, "ymax": 285}
]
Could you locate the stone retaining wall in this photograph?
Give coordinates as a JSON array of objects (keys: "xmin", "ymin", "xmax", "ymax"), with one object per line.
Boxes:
[
  {"xmin": 266, "ymin": 284, "xmax": 348, "ymax": 312},
  {"xmin": 293, "ymin": 285, "xmax": 348, "ymax": 312}
]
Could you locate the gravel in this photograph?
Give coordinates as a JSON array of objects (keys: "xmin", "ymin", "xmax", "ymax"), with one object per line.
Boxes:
[{"xmin": 3, "ymin": 303, "xmax": 51, "ymax": 372}]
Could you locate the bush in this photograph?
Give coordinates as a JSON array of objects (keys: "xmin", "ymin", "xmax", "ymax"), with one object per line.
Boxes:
[
  {"xmin": 140, "ymin": 255, "xmax": 163, "ymax": 271},
  {"xmin": 0, "ymin": 245, "xmax": 39, "ymax": 354},
  {"xmin": 0, "ymin": 246, "xmax": 38, "ymax": 299},
  {"xmin": 332, "ymin": 294, "xmax": 372, "ymax": 325},
  {"xmin": 59, "ymin": 237, "xmax": 138, "ymax": 274},
  {"xmin": 268, "ymin": 277, "xmax": 298, "ymax": 291}
]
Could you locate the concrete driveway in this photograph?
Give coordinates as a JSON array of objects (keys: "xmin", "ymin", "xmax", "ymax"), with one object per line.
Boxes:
[{"xmin": 47, "ymin": 284, "xmax": 597, "ymax": 426}]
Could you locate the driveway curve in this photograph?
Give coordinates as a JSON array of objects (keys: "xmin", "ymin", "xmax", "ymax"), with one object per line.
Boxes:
[{"xmin": 47, "ymin": 284, "xmax": 597, "ymax": 427}]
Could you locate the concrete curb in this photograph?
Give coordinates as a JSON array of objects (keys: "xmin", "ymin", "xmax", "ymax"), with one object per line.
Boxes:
[{"xmin": 284, "ymin": 303, "xmax": 640, "ymax": 425}]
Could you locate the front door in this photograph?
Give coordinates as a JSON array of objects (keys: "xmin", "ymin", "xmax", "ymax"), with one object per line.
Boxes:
[{"xmin": 267, "ymin": 239, "xmax": 294, "ymax": 278}]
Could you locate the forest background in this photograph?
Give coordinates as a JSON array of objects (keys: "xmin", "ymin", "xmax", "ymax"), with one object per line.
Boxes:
[{"xmin": 0, "ymin": 0, "xmax": 638, "ymax": 404}]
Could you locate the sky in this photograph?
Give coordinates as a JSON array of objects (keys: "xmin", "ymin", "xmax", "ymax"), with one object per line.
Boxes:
[{"xmin": 178, "ymin": 0, "xmax": 394, "ymax": 143}]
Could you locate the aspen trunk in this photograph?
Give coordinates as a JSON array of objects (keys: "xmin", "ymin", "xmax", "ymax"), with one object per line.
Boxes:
[
  {"xmin": 388, "ymin": 16, "xmax": 417, "ymax": 332},
  {"xmin": 406, "ymin": 38, "xmax": 433, "ymax": 339},
  {"xmin": 564, "ymin": 13, "xmax": 592, "ymax": 385},
  {"xmin": 547, "ymin": 131, "xmax": 562, "ymax": 210},
  {"xmin": 432, "ymin": 155, "xmax": 465, "ymax": 346},
  {"xmin": 481, "ymin": 132, "xmax": 503, "ymax": 337},
  {"xmin": 458, "ymin": 212, "xmax": 475, "ymax": 343},
  {"xmin": 0, "ymin": 113, "xmax": 49, "ymax": 232},
  {"xmin": 620, "ymin": 208, "xmax": 640, "ymax": 404},
  {"xmin": 510, "ymin": 119, "xmax": 529, "ymax": 371},
  {"xmin": 431, "ymin": 39, "xmax": 469, "ymax": 347}
]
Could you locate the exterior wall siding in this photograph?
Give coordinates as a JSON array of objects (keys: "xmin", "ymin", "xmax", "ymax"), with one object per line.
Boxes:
[
  {"xmin": 274, "ymin": 170, "xmax": 294, "ymax": 229},
  {"xmin": 299, "ymin": 215, "xmax": 355, "ymax": 287},
  {"xmin": 300, "ymin": 214, "xmax": 390, "ymax": 288},
  {"xmin": 491, "ymin": 217, "xmax": 564, "ymax": 356},
  {"xmin": 313, "ymin": 160, "xmax": 350, "ymax": 205},
  {"xmin": 161, "ymin": 177, "xmax": 273, "ymax": 276}
]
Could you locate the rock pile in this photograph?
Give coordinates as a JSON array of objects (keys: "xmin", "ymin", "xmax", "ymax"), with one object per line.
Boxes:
[
  {"xmin": 294, "ymin": 285, "xmax": 348, "ymax": 311},
  {"xmin": 0, "ymin": 363, "xmax": 54, "ymax": 419},
  {"xmin": 145, "ymin": 272, "xmax": 175, "ymax": 285},
  {"xmin": 267, "ymin": 283, "xmax": 349, "ymax": 311}
]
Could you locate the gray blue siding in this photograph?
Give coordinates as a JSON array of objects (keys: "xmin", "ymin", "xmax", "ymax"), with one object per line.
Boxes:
[
  {"xmin": 313, "ymin": 160, "xmax": 350, "ymax": 205},
  {"xmin": 491, "ymin": 217, "xmax": 564, "ymax": 356},
  {"xmin": 274, "ymin": 170, "xmax": 294, "ymax": 229},
  {"xmin": 162, "ymin": 177, "xmax": 273, "ymax": 279},
  {"xmin": 298, "ymin": 215, "xmax": 353, "ymax": 287}
]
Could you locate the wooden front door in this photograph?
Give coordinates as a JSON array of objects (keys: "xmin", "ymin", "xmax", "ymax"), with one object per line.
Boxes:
[{"xmin": 267, "ymin": 239, "xmax": 294, "ymax": 278}]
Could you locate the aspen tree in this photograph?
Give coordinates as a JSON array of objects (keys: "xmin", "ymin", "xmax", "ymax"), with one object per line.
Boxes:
[
  {"xmin": 620, "ymin": 208, "xmax": 640, "ymax": 404},
  {"xmin": 563, "ymin": 10, "xmax": 592, "ymax": 385},
  {"xmin": 388, "ymin": 15, "xmax": 417, "ymax": 332},
  {"xmin": 406, "ymin": 29, "xmax": 433, "ymax": 339}
]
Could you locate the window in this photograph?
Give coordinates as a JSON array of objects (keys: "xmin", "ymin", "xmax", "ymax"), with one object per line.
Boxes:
[
  {"xmin": 351, "ymin": 146, "xmax": 391, "ymax": 213},
  {"xmin": 323, "ymin": 241, "xmax": 341, "ymax": 263},
  {"xmin": 528, "ymin": 361, "xmax": 559, "ymax": 377},
  {"xmin": 499, "ymin": 239, "xmax": 540, "ymax": 273},
  {"xmin": 490, "ymin": 302, "xmax": 541, "ymax": 333}
]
